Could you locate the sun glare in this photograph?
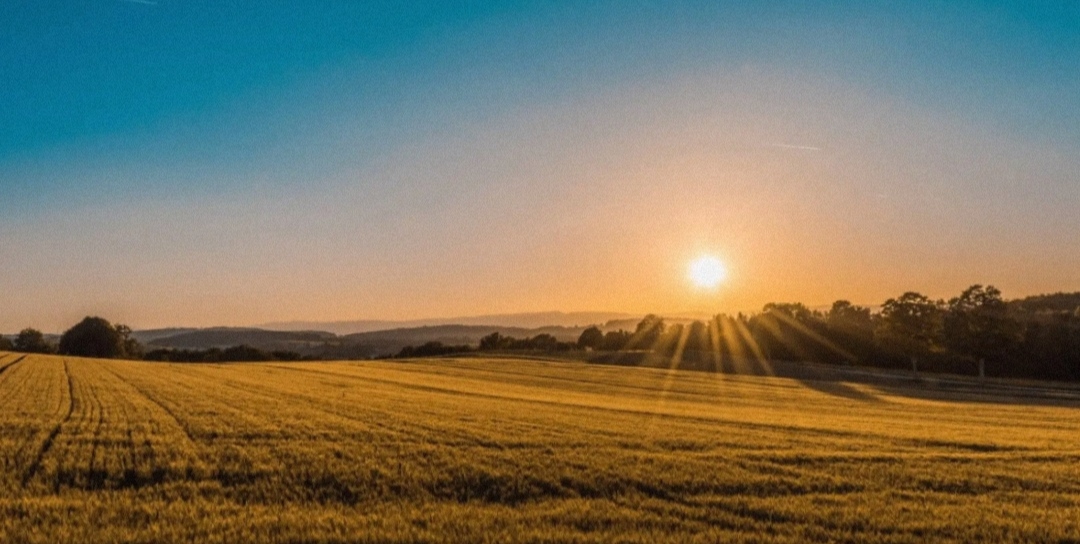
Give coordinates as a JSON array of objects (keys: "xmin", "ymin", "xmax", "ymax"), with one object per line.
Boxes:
[{"xmin": 689, "ymin": 255, "xmax": 727, "ymax": 289}]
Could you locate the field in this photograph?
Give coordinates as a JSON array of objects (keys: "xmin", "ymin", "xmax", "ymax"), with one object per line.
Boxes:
[{"xmin": 0, "ymin": 351, "xmax": 1078, "ymax": 543}]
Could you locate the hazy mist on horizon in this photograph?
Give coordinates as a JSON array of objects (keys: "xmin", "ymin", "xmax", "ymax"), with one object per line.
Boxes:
[{"xmin": 2, "ymin": 1, "xmax": 1078, "ymax": 331}]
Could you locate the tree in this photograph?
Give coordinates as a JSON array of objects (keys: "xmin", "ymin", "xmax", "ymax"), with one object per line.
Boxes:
[
  {"xmin": 397, "ymin": 340, "xmax": 474, "ymax": 358},
  {"xmin": 655, "ymin": 322, "xmax": 684, "ymax": 356},
  {"xmin": 479, "ymin": 332, "xmax": 506, "ymax": 351},
  {"xmin": 577, "ymin": 326, "xmax": 604, "ymax": 349},
  {"xmin": 0, "ymin": 335, "xmax": 12, "ymax": 351},
  {"xmin": 944, "ymin": 285, "xmax": 1021, "ymax": 377},
  {"xmin": 824, "ymin": 300, "xmax": 877, "ymax": 364},
  {"xmin": 827, "ymin": 300, "xmax": 873, "ymax": 338},
  {"xmin": 115, "ymin": 324, "xmax": 143, "ymax": 359},
  {"xmin": 13, "ymin": 328, "xmax": 54, "ymax": 354},
  {"xmin": 683, "ymin": 320, "xmax": 711, "ymax": 353},
  {"xmin": 58, "ymin": 317, "xmax": 140, "ymax": 359},
  {"xmin": 762, "ymin": 302, "xmax": 815, "ymax": 323},
  {"xmin": 708, "ymin": 314, "xmax": 746, "ymax": 359},
  {"xmin": 877, "ymin": 292, "xmax": 943, "ymax": 369},
  {"xmin": 599, "ymin": 330, "xmax": 630, "ymax": 351},
  {"xmin": 530, "ymin": 333, "xmax": 559, "ymax": 351},
  {"xmin": 628, "ymin": 314, "xmax": 665, "ymax": 349}
]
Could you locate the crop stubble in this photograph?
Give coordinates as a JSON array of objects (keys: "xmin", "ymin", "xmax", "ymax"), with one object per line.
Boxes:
[{"xmin": 0, "ymin": 353, "xmax": 1077, "ymax": 542}]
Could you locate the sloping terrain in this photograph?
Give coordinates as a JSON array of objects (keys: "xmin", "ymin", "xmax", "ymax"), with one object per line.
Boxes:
[
  {"xmin": 141, "ymin": 324, "xmax": 589, "ymax": 358},
  {"xmin": 0, "ymin": 352, "xmax": 1078, "ymax": 542},
  {"xmin": 144, "ymin": 327, "xmax": 337, "ymax": 350},
  {"xmin": 261, "ymin": 311, "xmax": 636, "ymax": 335}
]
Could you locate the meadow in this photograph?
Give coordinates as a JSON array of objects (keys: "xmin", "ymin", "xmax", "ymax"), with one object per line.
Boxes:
[{"xmin": 0, "ymin": 351, "xmax": 1078, "ymax": 543}]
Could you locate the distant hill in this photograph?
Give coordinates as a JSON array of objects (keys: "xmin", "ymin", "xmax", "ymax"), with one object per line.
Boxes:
[
  {"xmin": 115, "ymin": 294, "xmax": 1080, "ymax": 361},
  {"xmin": 137, "ymin": 323, "xmax": 601, "ymax": 359},
  {"xmin": 340, "ymin": 324, "xmax": 587, "ymax": 356},
  {"xmin": 132, "ymin": 312, "xmax": 712, "ymax": 359},
  {"xmin": 259, "ymin": 311, "xmax": 637, "ymax": 335},
  {"xmin": 146, "ymin": 328, "xmax": 337, "ymax": 351},
  {"xmin": 1010, "ymin": 292, "xmax": 1080, "ymax": 315},
  {"xmin": 130, "ymin": 328, "xmax": 199, "ymax": 343},
  {"xmin": 342, "ymin": 324, "xmax": 584, "ymax": 343}
]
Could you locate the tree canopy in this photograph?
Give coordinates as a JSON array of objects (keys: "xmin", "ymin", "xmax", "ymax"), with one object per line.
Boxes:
[
  {"xmin": 13, "ymin": 328, "xmax": 54, "ymax": 354},
  {"xmin": 877, "ymin": 292, "xmax": 944, "ymax": 357},
  {"xmin": 58, "ymin": 317, "xmax": 141, "ymax": 359}
]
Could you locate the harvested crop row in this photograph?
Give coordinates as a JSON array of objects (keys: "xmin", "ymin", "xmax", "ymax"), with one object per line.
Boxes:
[{"xmin": 0, "ymin": 353, "xmax": 1078, "ymax": 542}]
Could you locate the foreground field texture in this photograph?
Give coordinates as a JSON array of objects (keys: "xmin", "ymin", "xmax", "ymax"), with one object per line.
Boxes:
[{"xmin": 0, "ymin": 352, "xmax": 1078, "ymax": 543}]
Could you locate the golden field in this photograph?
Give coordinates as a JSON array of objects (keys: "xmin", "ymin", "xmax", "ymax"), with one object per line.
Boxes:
[{"xmin": 0, "ymin": 351, "xmax": 1078, "ymax": 543}]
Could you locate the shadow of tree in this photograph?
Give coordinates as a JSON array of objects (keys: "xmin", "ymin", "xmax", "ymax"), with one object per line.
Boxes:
[{"xmin": 795, "ymin": 378, "xmax": 882, "ymax": 403}]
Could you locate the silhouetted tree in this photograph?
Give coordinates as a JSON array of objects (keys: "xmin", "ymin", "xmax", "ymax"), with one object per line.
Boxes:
[
  {"xmin": 1018, "ymin": 315, "xmax": 1080, "ymax": 381},
  {"xmin": 219, "ymin": 345, "xmax": 269, "ymax": 362},
  {"xmin": 824, "ymin": 300, "xmax": 877, "ymax": 364},
  {"xmin": 529, "ymin": 333, "xmax": 559, "ymax": 351},
  {"xmin": 474, "ymin": 332, "xmax": 573, "ymax": 353},
  {"xmin": 762, "ymin": 302, "xmax": 815, "ymax": 322},
  {"xmin": 628, "ymin": 314, "xmax": 665, "ymax": 349},
  {"xmin": 748, "ymin": 303, "xmax": 828, "ymax": 362},
  {"xmin": 59, "ymin": 317, "xmax": 140, "ymax": 359},
  {"xmin": 0, "ymin": 335, "xmax": 12, "ymax": 351},
  {"xmin": 114, "ymin": 324, "xmax": 144, "ymax": 359},
  {"xmin": 943, "ymin": 285, "xmax": 1021, "ymax": 377},
  {"xmin": 13, "ymin": 328, "xmax": 54, "ymax": 354},
  {"xmin": 270, "ymin": 350, "xmax": 305, "ymax": 361},
  {"xmin": 876, "ymin": 292, "xmax": 943, "ymax": 370},
  {"xmin": 709, "ymin": 314, "xmax": 750, "ymax": 360},
  {"xmin": 827, "ymin": 301, "xmax": 873, "ymax": 338},
  {"xmin": 655, "ymin": 322, "xmax": 684, "ymax": 356},
  {"xmin": 599, "ymin": 330, "xmax": 631, "ymax": 351},
  {"xmin": 577, "ymin": 326, "xmax": 604, "ymax": 349},
  {"xmin": 479, "ymin": 332, "xmax": 506, "ymax": 350},
  {"xmin": 143, "ymin": 346, "xmax": 308, "ymax": 362}
]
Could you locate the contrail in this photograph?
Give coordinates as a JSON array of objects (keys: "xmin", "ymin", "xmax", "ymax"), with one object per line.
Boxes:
[
  {"xmin": 118, "ymin": 0, "xmax": 159, "ymax": 5},
  {"xmin": 769, "ymin": 144, "xmax": 822, "ymax": 151}
]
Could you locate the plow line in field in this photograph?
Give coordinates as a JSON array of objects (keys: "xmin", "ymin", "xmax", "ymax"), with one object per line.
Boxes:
[{"xmin": 20, "ymin": 361, "xmax": 75, "ymax": 488}]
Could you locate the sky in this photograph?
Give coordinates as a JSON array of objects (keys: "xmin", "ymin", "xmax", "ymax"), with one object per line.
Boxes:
[{"xmin": 1, "ymin": 1, "xmax": 1078, "ymax": 332}]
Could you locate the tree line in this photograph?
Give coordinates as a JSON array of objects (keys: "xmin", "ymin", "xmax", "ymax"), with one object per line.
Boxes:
[
  {"xmin": 1, "ymin": 317, "xmax": 307, "ymax": 363},
  {"xmin": 6, "ymin": 286, "xmax": 1079, "ymax": 381},
  {"xmin": 142, "ymin": 345, "xmax": 311, "ymax": 362},
  {"xmin": 395, "ymin": 286, "xmax": 1080, "ymax": 382},
  {"xmin": 0, "ymin": 317, "xmax": 146, "ymax": 358}
]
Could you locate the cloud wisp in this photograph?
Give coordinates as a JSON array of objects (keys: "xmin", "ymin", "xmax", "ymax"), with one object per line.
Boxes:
[{"xmin": 769, "ymin": 143, "xmax": 822, "ymax": 151}]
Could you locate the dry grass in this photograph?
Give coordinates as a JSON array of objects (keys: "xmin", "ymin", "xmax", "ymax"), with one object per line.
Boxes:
[{"xmin": 0, "ymin": 350, "xmax": 1078, "ymax": 543}]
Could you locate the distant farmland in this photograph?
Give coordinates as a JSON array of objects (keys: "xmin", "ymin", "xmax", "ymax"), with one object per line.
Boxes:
[{"xmin": 0, "ymin": 352, "xmax": 1078, "ymax": 543}]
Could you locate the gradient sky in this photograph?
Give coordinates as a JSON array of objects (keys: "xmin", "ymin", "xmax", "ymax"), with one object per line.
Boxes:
[{"xmin": 2, "ymin": 1, "xmax": 1078, "ymax": 331}]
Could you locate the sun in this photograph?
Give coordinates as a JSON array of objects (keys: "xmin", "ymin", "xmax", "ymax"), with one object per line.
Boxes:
[{"xmin": 688, "ymin": 255, "xmax": 727, "ymax": 289}]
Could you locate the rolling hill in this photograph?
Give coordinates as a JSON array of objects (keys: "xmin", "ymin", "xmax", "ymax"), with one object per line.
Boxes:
[{"xmin": 1, "ymin": 351, "xmax": 1078, "ymax": 542}]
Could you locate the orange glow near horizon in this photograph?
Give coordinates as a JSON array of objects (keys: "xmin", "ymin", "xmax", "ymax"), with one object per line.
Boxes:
[{"xmin": 1, "ymin": 67, "xmax": 1078, "ymax": 333}]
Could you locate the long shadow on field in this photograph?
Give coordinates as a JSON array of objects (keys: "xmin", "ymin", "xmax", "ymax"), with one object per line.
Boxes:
[
  {"xmin": 795, "ymin": 378, "xmax": 882, "ymax": 403},
  {"xmin": 751, "ymin": 362, "xmax": 1080, "ymax": 408},
  {"xmin": 866, "ymin": 379, "xmax": 1080, "ymax": 408},
  {"xmin": 584, "ymin": 352, "xmax": 1080, "ymax": 408}
]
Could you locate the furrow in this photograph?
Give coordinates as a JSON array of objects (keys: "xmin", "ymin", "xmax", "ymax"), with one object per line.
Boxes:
[
  {"xmin": 97, "ymin": 363, "xmax": 200, "ymax": 447},
  {"xmin": 20, "ymin": 360, "xmax": 76, "ymax": 488},
  {"xmin": 0, "ymin": 354, "xmax": 27, "ymax": 378}
]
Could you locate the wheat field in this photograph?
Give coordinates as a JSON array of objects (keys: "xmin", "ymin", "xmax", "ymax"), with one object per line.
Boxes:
[{"xmin": 0, "ymin": 351, "xmax": 1078, "ymax": 543}]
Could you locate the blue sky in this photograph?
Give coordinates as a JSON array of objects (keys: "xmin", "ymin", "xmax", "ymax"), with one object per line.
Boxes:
[{"xmin": 1, "ymin": 1, "xmax": 1078, "ymax": 330}]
